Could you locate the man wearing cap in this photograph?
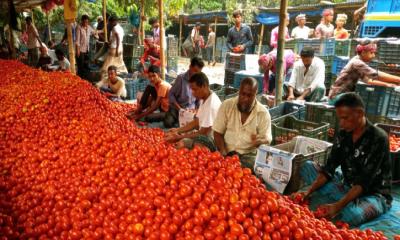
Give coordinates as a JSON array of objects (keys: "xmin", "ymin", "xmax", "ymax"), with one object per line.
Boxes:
[
  {"xmin": 334, "ymin": 14, "xmax": 349, "ymax": 40},
  {"xmin": 315, "ymin": 9, "xmax": 335, "ymax": 39},
  {"xmin": 285, "ymin": 47, "xmax": 326, "ymax": 102},
  {"xmin": 270, "ymin": 13, "xmax": 290, "ymax": 49},
  {"xmin": 227, "ymin": 10, "xmax": 253, "ymax": 54},
  {"xmin": 291, "ymin": 14, "xmax": 310, "ymax": 39},
  {"xmin": 258, "ymin": 49, "xmax": 295, "ymax": 94},
  {"xmin": 329, "ymin": 41, "xmax": 400, "ymax": 101}
]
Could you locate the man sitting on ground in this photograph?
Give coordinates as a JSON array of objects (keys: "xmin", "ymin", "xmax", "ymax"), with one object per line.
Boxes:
[
  {"xmin": 165, "ymin": 72, "xmax": 221, "ymax": 150},
  {"xmin": 164, "ymin": 57, "xmax": 204, "ymax": 128},
  {"xmin": 55, "ymin": 49, "xmax": 70, "ymax": 72},
  {"xmin": 213, "ymin": 77, "xmax": 272, "ymax": 169},
  {"xmin": 127, "ymin": 65, "xmax": 171, "ymax": 122},
  {"xmin": 285, "ymin": 47, "xmax": 326, "ymax": 102},
  {"xmin": 96, "ymin": 65, "xmax": 127, "ymax": 101},
  {"xmin": 329, "ymin": 40, "xmax": 400, "ymax": 102},
  {"xmin": 36, "ymin": 44, "xmax": 53, "ymax": 71},
  {"xmin": 296, "ymin": 93, "xmax": 392, "ymax": 226}
]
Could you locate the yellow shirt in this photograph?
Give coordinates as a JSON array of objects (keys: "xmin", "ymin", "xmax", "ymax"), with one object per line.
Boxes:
[{"xmin": 212, "ymin": 97, "xmax": 272, "ymax": 154}]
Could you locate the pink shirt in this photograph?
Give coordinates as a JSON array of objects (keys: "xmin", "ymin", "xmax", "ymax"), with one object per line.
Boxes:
[
  {"xmin": 270, "ymin": 26, "xmax": 290, "ymax": 49},
  {"xmin": 263, "ymin": 49, "xmax": 296, "ymax": 93}
]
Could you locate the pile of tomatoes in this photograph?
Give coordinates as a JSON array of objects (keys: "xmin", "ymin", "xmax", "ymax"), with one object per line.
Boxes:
[
  {"xmin": 389, "ymin": 134, "xmax": 400, "ymax": 152},
  {"xmin": 0, "ymin": 60, "xmax": 389, "ymax": 239}
]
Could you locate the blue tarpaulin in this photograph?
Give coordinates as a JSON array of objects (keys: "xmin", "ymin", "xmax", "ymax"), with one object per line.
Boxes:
[
  {"xmin": 256, "ymin": 8, "xmax": 326, "ymax": 25},
  {"xmin": 181, "ymin": 11, "xmax": 228, "ymax": 24}
]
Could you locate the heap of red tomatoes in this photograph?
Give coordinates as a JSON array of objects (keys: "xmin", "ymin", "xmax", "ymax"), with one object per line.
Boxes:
[
  {"xmin": 0, "ymin": 60, "xmax": 389, "ymax": 239},
  {"xmin": 389, "ymin": 134, "xmax": 400, "ymax": 152}
]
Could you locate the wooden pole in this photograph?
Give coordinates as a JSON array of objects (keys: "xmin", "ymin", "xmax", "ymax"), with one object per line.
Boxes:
[
  {"xmin": 257, "ymin": 24, "xmax": 264, "ymax": 55},
  {"xmin": 66, "ymin": 20, "xmax": 76, "ymax": 74},
  {"xmin": 47, "ymin": 13, "xmax": 52, "ymax": 41},
  {"xmin": 275, "ymin": 0, "xmax": 288, "ymax": 105},
  {"xmin": 139, "ymin": 0, "xmax": 145, "ymax": 45},
  {"xmin": 103, "ymin": 0, "xmax": 108, "ymax": 42},
  {"xmin": 213, "ymin": 17, "xmax": 217, "ymax": 62},
  {"xmin": 179, "ymin": 16, "xmax": 183, "ymax": 57},
  {"xmin": 158, "ymin": 0, "xmax": 165, "ymax": 79}
]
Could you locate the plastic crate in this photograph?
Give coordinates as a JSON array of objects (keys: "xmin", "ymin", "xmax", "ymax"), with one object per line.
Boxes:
[
  {"xmin": 320, "ymin": 56, "xmax": 334, "ymax": 86},
  {"xmin": 263, "ymin": 137, "xmax": 332, "ymax": 194},
  {"xmin": 361, "ymin": 25, "xmax": 386, "ymax": 38},
  {"xmin": 375, "ymin": 123, "xmax": 400, "ymax": 182},
  {"xmin": 216, "ymin": 86, "xmax": 239, "ymax": 101},
  {"xmin": 224, "ymin": 69, "xmax": 236, "ymax": 86},
  {"xmin": 125, "ymin": 78, "xmax": 149, "ymax": 100},
  {"xmin": 210, "ymin": 83, "xmax": 223, "ymax": 92},
  {"xmin": 387, "ymin": 88, "xmax": 400, "ymax": 119},
  {"xmin": 377, "ymin": 64, "xmax": 400, "ymax": 76},
  {"xmin": 165, "ymin": 73, "xmax": 176, "ymax": 84},
  {"xmin": 296, "ymin": 39, "xmax": 335, "ymax": 56},
  {"xmin": 167, "ymin": 57, "xmax": 178, "ymax": 73},
  {"xmin": 233, "ymin": 70, "xmax": 264, "ymax": 94},
  {"xmin": 335, "ymin": 40, "xmax": 350, "ymax": 56},
  {"xmin": 268, "ymin": 102, "xmax": 306, "ymax": 123},
  {"xmin": 305, "ymin": 104, "xmax": 339, "ymax": 142},
  {"xmin": 124, "ymin": 57, "xmax": 141, "ymax": 73},
  {"xmin": 331, "ymin": 56, "xmax": 350, "ymax": 75},
  {"xmin": 285, "ymin": 39, "xmax": 297, "ymax": 51},
  {"xmin": 272, "ymin": 116, "xmax": 329, "ymax": 145},
  {"xmin": 225, "ymin": 53, "xmax": 246, "ymax": 71},
  {"xmin": 356, "ymin": 84, "xmax": 392, "ymax": 117}
]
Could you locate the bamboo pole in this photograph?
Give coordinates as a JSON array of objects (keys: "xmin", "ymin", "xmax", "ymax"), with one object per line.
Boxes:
[
  {"xmin": 139, "ymin": 0, "xmax": 145, "ymax": 45},
  {"xmin": 213, "ymin": 17, "xmax": 217, "ymax": 62},
  {"xmin": 275, "ymin": 0, "xmax": 289, "ymax": 105},
  {"xmin": 66, "ymin": 20, "xmax": 76, "ymax": 74},
  {"xmin": 47, "ymin": 13, "xmax": 52, "ymax": 41},
  {"xmin": 257, "ymin": 24, "xmax": 264, "ymax": 56},
  {"xmin": 103, "ymin": 0, "xmax": 108, "ymax": 42},
  {"xmin": 179, "ymin": 16, "xmax": 183, "ymax": 57},
  {"xmin": 158, "ymin": 0, "xmax": 165, "ymax": 79}
]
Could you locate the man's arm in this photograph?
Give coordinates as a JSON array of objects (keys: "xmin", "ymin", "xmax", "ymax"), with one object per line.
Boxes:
[
  {"xmin": 320, "ymin": 185, "xmax": 363, "ymax": 219},
  {"xmin": 297, "ymin": 88, "xmax": 311, "ymax": 100},
  {"xmin": 243, "ymin": 27, "xmax": 253, "ymax": 49},
  {"xmin": 254, "ymin": 110, "xmax": 272, "ymax": 147},
  {"xmin": 135, "ymin": 96, "xmax": 161, "ymax": 119},
  {"xmin": 168, "ymin": 77, "xmax": 182, "ymax": 109},
  {"xmin": 115, "ymin": 30, "xmax": 120, "ymax": 56},
  {"xmin": 287, "ymin": 65, "xmax": 299, "ymax": 100},
  {"xmin": 226, "ymin": 29, "xmax": 234, "ymax": 51},
  {"xmin": 75, "ymin": 26, "xmax": 81, "ymax": 56},
  {"xmin": 377, "ymin": 71, "xmax": 400, "ymax": 85},
  {"xmin": 214, "ymin": 131, "xmax": 228, "ymax": 156}
]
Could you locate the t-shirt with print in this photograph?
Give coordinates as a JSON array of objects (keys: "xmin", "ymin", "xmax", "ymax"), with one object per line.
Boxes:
[
  {"xmin": 155, "ymin": 80, "xmax": 172, "ymax": 112},
  {"xmin": 329, "ymin": 55, "xmax": 378, "ymax": 98},
  {"xmin": 196, "ymin": 92, "xmax": 222, "ymax": 131}
]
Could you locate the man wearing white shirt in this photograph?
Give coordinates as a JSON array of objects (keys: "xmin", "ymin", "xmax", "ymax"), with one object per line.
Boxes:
[
  {"xmin": 285, "ymin": 47, "xmax": 326, "ymax": 102},
  {"xmin": 291, "ymin": 14, "xmax": 311, "ymax": 39},
  {"xmin": 165, "ymin": 72, "xmax": 221, "ymax": 151}
]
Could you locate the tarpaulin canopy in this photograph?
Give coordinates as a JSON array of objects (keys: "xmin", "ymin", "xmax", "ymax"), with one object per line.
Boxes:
[
  {"xmin": 256, "ymin": 8, "xmax": 327, "ymax": 25},
  {"xmin": 178, "ymin": 11, "xmax": 228, "ymax": 24}
]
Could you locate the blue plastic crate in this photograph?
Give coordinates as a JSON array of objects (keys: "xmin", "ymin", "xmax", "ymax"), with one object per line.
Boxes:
[
  {"xmin": 387, "ymin": 88, "xmax": 400, "ymax": 119},
  {"xmin": 331, "ymin": 56, "xmax": 350, "ymax": 75},
  {"xmin": 233, "ymin": 70, "xmax": 263, "ymax": 94},
  {"xmin": 268, "ymin": 102, "xmax": 306, "ymax": 123},
  {"xmin": 125, "ymin": 78, "xmax": 149, "ymax": 100},
  {"xmin": 296, "ymin": 39, "xmax": 335, "ymax": 56},
  {"xmin": 356, "ymin": 84, "xmax": 392, "ymax": 117}
]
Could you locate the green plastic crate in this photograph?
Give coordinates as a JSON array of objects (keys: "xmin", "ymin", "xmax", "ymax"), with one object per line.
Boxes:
[
  {"xmin": 376, "ymin": 123, "xmax": 400, "ymax": 182},
  {"xmin": 268, "ymin": 102, "xmax": 306, "ymax": 123},
  {"xmin": 335, "ymin": 40, "xmax": 350, "ymax": 56},
  {"xmin": 305, "ymin": 104, "xmax": 339, "ymax": 142},
  {"xmin": 216, "ymin": 86, "xmax": 239, "ymax": 101},
  {"xmin": 272, "ymin": 115, "xmax": 329, "ymax": 145}
]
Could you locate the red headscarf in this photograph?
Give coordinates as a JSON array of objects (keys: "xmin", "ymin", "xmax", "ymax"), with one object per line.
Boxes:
[{"xmin": 356, "ymin": 43, "xmax": 377, "ymax": 54}]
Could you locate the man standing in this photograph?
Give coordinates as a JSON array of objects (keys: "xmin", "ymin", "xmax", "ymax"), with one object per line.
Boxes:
[
  {"xmin": 213, "ymin": 77, "xmax": 272, "ymax": 169},
  {"xmin": 75, "ymin": 15, "xmax": 97, "ymax": 78},
  {"xmin": 164, "ymin": 57, "xmax": 204, "ymax": 128},
  {"xmin": 165, "ymin": 72, "xmax": 221, "ymax": 150},
  {"xmin": 26, "ymin": 16, "xmax": 42, "ymax": 67},
  {"xmin": 270, "ymin": 14, "xmax": 290, "ymax": 49},
  {"xmin": 190, "ymin": 22, "xmax": 201, "ymax": 57},
  {"xmin": 297, "ymin": 93, "xmax": 392, "ymax": 226},
  {"xmin": 291, "ymin": 14, "xmax": 310, "ymax": 39},
  {"xmin": 226, "ymin": 10, "xmax": 253, "ymax": 54},
  {"xmin": 149, "ymin": 17, "xmax": 161, "ymax": 46},
  {"xmin": 315, "ymin": 9, "xmax": 335, "ymax": 39},
  {"xmin": 285, "ymin": 47, "xmax": 326, "ymax": 102},
  {"xmin": 205, "ymin": 26, "xmax": 216, "ymax": 65}
]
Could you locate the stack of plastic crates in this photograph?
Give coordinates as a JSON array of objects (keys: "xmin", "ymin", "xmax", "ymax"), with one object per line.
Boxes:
[
  {"xmin": 296, "ymin": 39, "xmax": 335, "ymax": 56},
  {"xmin": 305, "ymin": 104, "xmax": 339, "ymax": 142},
  {"xmin": 233, "ymin": 70, "xmax": 264, "ymax": 94},
  {"xmin": 320, "ymin": 56, "xmax": 334, "ymax": 90},
  {"xmin": 167, "ymin": 36, "xmax": 179, "ymax": 59},
  {"xmin": 224, "ymin": 53, "xmax": 246, "ymax": 86},
  {"xmin": 123, "ymin": 45, "xmax": 143, "ymax": 73},
  {"xmin": 125, "ymin": 78, "xmax": 149, "ymax": 100},
  {"xmin": 376, "ymin": 40, "xmax": 400, "ymax": 64},
  {"xmin": 376, "ymin": 123, "xmax": 400, "ymax": 182},
  {"xmin": 272, "ymin": 115, "xmax": 329, "ymax": 145},
  {"xmin": 285, "ymin": 39, "xmax": 297, "ymax": 51},
  {"xmin": 167, "ymin": 57, "xmax": 178, "ymax": 73},
  {"xmin": 334, "ymin": 40, "xmax": 351, "ymax": 56},
  {"xmin": 355, "ymin": 83, "xmax": 400, "ymax": 124}
]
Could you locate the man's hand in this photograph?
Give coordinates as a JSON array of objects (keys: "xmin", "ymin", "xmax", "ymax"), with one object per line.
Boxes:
[
  {"xmin": 164, "ymin": 132, "xmax": 181, "ymax": 143},
  {"xmin": 287, "ymin": 94, "xmax": 295, "ymax": 101},
  {"xmin": 318, "ymin": 203, "xmax": 342, "ymax": 219}
]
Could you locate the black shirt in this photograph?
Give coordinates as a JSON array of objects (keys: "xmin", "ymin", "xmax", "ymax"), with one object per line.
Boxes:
[
  {"xmin": 226, "ymin": 24, "xmax": 253, "ymax": 53},
  {"xmin": 321, "ymin": 120, "xmax": 392, "ymax": 203}
]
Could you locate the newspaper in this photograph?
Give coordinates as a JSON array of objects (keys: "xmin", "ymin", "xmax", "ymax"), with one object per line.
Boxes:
[{"xmin": 254, "ymin": 145, "xmax": 295, "ymax": 193}]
